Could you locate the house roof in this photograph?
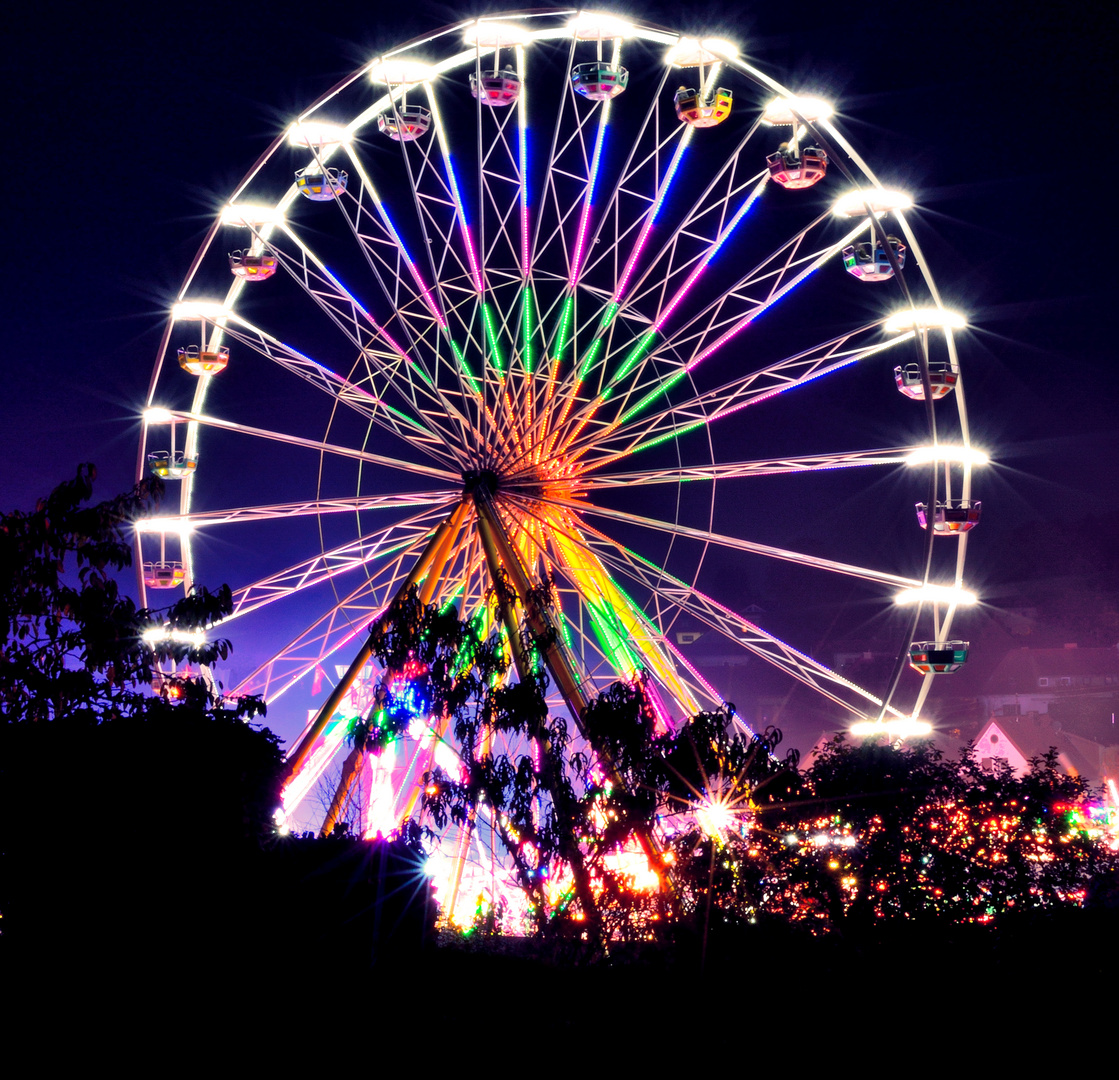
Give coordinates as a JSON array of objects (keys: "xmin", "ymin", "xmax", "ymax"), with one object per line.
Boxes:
[
  {"xmin": 983, "ymin": 645, "xmax": 1119, "ymax": 694},
  {"xmin": 977, "ymin": 714, "xmax": 1104, "ymax": 781}
]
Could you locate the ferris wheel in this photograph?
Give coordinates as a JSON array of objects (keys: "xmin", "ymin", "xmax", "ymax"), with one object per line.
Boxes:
[{"xmin": 137, "ymin": 11, "xmax": 983, "ymax": 923}]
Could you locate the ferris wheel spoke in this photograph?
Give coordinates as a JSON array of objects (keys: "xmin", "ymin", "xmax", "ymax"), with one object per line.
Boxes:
[
  {"xmin": 545, "ymin": 522, "xmax": 701, "ymax": 716},
  {"xmin": 231, "ymin": 514, "xmax": 457, "ymax": 702},
  {"xmin": 542, "ymin": 495, "xmax": 920, "ymax": 588},
  {"xmin": 532, "ymin": 58, "xmax": 605, "ymax": 282},
  {"xmin": 232, "ymin": 582, "xmax": 386, "ymax": 704},
  {"xmin": 149, "ymin": 408, "xmax": 461, "ymax": 483},
  {"xmin": 606, "ymin": 125, "xmax": 768, "ymax": 312},
  {"xmin": 225, "ymin": 504, "xmax": 457, "ymax": 623},
  {"xmin": 338, "ymin": 128, "xmax": 494, "ymax": 427},
  {"xmin": 204, "ymin": 311, "xmax": 464, "ymax": 467},
  {"xmin": 585, "ymin": 536, "xmax": 904, "ymax": 720},
  {"xmin": 548, "ymin": 219, "xmax": 871, "ymax": 461},
  {"xmin": 501, "ymin": 495, "xmax": 712, "ymax": 718},
  {"xmin": 157, "ymin": 491, "xmax": 456, "ymax": 529},
  {"xmin": 576, "ymin": 327, "xmax": 915, "ymax": 466},
  {"xmin": 539, "ymin": 158, "xmax": 772, "ymax": 446},
  {"xmin": 576, "ymin": 448, "xmax": 918, "ymax": 488},
  {"xmin": 270, "ymin": 220, "xmax": 442, "ymax": 395},
  {"xmin": 226, "ymin": 226, "xmax": 487, "ymax": 454},
  {"xmin": 332, "ymin": 142, "xmax": 451, "ymax": 330},
  {"xmin": 623, "ymin": 193, "xmax": 827, "ymax": 336}
]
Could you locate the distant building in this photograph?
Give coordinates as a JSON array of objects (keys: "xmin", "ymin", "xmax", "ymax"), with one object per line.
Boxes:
[{"xmin": 971, "ymin": 644, "xmax": 1119, "ymax": 784}]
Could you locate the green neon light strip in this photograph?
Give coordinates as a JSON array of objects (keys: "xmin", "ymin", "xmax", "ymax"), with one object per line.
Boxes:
[
  {"xmin": 553, "ymin": 295, "xmax": 575, "ymax": 365},
  {"xmin": 604, "ymin": 574, "xmax": 662, "ymax": 638},
  {"xmin": 588, "ymin": 603, "xmax": 637, "ymax": 675},
  {"xmin": 614, "ymin": 328, "xmax": 658, "ymax": 384},
  {"xmin": 629, "ymin": 417, "xmax": 707, "ymax": 455},
  {"xmin": 566, "ymin": 300, "xmax": 620, "ymax": 386},
  {"xmin": 557, "ymin": 610, "xmax": 574, "ymax": 652},
  {"xmin": 521, "ymin": 287, "xmax": 535, "ymax": 374},
  {"xmin": 449, "ymin": 337, "xmax": 481, "ymax": 395},
  {"xmin": 482, "ymin": 301, "xmax": 505, "ymax": 374},
  {"xmin": 618, "ymin": 368, "xmax": 688, "ymax": 426},
  {"xmin": 578, "ymin": 336, "xmax": 604, "ymax": 381}
]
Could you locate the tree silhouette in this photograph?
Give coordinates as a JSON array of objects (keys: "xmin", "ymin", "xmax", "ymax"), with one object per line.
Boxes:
[
  {"xmin": 0, "ymin": 465, "xmax": 284, "ymax": 975},
  {"xmin": 758, "ymin": 736, "xmax": 1117, "ymax": 934},
  {"xmin": 354, "ymin": 586, "xmax": 798, "ymax": 945}
]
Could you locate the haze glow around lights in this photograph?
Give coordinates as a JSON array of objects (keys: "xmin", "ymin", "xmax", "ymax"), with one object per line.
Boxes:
[
  {"xmin": 906, "ymin": 445, "xmax": 989, "ymax": 466},
  {"xmin": 172, "ymin": 300, "xmax": 232, "ymax": 321},
  {"xmin": 885, "ymin": 307, "xmax": 967, "ymax": 333},
  {"xmin": 894, "ymin": 584, "xmax": 977, "ymax": 606}
]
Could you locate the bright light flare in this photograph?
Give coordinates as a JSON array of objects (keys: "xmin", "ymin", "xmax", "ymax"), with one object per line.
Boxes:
[
  {"xmin": 172, "ymin": 300, "xmax": 232, "ymax": 321},
  {"xmin": 894, "ymin": 584, "xmax": 977, "ymax": 606},
  {"xmin": 142, "ymin": 407, "xmax": 175, "ymax": 424},
  {"xmin": 134, "ymin": 517, "xmax": 194, "ymax": 537},
  {"xmin": 569, "ymin": 12, "xmax": 634, "ymax": 39},
  {"xmin": 832, "ymin": 188, "xmax": 913, "ymax": 217},
  {"xmin": 666, "ymin": 37, "xmax": 739, "ymax": 65},
  {"xmin": 762, "ymin": 95, "xmax": 834, "ymax": 124},
  {"xmin": 287, "ymin": 120, "xmax": 350, "ymax": 147},
  {"xmin": 850, "ymin": 717, "xmax": 933, "ymax": 738},
  {"xmin": 885, "ymin": 307, "xmax": 967, "ymax": 333},
  {"xmin": 142, "ymin": 626, "xmax": 206, "ymax": 648},
  {"xmin": 696, "ymin": 795, "xmax": 735, "ymax": 838},
  {"xmin": 221, "ymin": 204, "xmax": 285, "ymax": 227},
  {"xmin": 463, "ymin": 20, "xmax": 531, "ymax": 47},
  {"xmin": 370, "ymin": 58, "xmax": 436, "ymax": 84},
  {"xmin": 905, "ymin": 445, "xmax": 989, "ymax": 467}
]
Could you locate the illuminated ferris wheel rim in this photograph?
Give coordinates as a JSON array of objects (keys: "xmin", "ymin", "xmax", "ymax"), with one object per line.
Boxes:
[{"xmin": 137, "ymin": 9, "xmax": 982, "ymax": 761}]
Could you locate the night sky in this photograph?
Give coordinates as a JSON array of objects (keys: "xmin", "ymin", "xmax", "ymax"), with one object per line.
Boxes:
[{"xmin": 8, "ymin": 0, "xmax": 1117, "ymax": 754}]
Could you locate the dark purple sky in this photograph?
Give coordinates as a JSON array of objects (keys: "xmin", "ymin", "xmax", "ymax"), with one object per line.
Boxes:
[{"xmin": 8, "ymin": 0, "xmax": 1117, "ymax": 749}]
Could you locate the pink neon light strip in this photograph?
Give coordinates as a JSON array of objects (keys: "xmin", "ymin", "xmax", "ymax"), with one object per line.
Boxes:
[
  {"xmin": 686, "ymin": 257, "xmax": 827, "ymax": 373},
  {"xmin": 444, "ymin": 152, "xmax": 485, "ymax": 293},
  {"xmin": 315, "ymin": 263, "xmax": 415, "ymax": 365},
  {"xmin": 372, "ymin": 209, "xmax": 447, "ymax": 328},
  {"xmin": 613, "ymin": 132, "xmax": 692, "ymax": 301},
  {"xmin": 568, "ymin": 103, "xmax": 611, "ymax": 286},
  {"xmin": 653, "ymin": 179, "xmax": 766, "ymax": 330},
  {"xmin": 518, "ymin": 56, "xmax": 531, "ymax": 277}
]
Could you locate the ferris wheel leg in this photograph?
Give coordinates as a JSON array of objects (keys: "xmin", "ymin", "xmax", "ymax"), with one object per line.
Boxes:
[
  {"xmin": 282, "ymin": 497, "xmax": 472, "ymax": 794},
  {"xmin": 473, "ymin": 484, "xmax": 676, "ymax": 921},
  {"xmin": 474, "ymin": 487, "xmax": 601, "ymax": 928},
  {"xmin": 320, "ymin": 745, "xmax": 364, "ymax": 838}
]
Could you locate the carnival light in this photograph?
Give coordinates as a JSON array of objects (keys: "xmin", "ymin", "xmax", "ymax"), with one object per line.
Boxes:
[
  {"xmin": 893, "ymin": 584, "xmax": 977, "ymax": 606},
  {"xmin": 287, "ymin": 120, "xmax": 350, "ymax": 147},
  {"xmin": 832, "ymin": 188, "xmax": 913, "ymax": 217},
  {"xmin": 134, "ymin": 517, "xmax": 194, "ymax": 537},
  {"xmin": 463, "ymin": 20, "xmax": 532, "ymax": 46},
  {"xmin": 850, "ymin": 716, "xmax": 934, "ymax": 737},
  {"xmin": 172, "ymin": 300, "xmax": 232, "ymax": 321},
  {"xmin": 762, "ymin": 95, "xmax": 834, "ymax": 125},
  {"xmin": 885, "ymin": 307, "xmax": 967, "ymax": 333},
  {"xmin": 370, "ymin": 59, "xmax": 436, "ymax": 84},
  {"xmin": 666, "ymin": 37, "xmax": 739, "ymax": 65},
  {"xmin": 142, "ymin": 407, "xmax": 175, "ymax": 423},
  {"xmin": 905, "ymin": 445, "xmax": 990, "ymax": 466},
  {"xmin": 221, "ymin": 204, "xmax": 285, "ymax": 227},
  {"xmin": 142, "ymin": 626, "xmax": 207, "ymax": 648}
]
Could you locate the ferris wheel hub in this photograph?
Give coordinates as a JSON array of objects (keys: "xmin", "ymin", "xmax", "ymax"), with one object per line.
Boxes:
[{"xmin": 462, "ymin": 468, "xmax": 501, "ymax": 497}]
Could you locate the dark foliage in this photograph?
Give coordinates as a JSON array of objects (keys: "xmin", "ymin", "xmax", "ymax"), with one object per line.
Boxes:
[
  {"xmin": 0, "ymin": 463, "xmax": 261, "ymax": 723},
  {"xmin": 756, "ymin": 736, "xmax": 1119, "ymax": 935},
  {"xmin": 357, "ymin": 587, "xmax": 798, "ymax": 943},
  {"xmin": 0, "ymin": 467, "xmax": 285, "ymax": 971}
]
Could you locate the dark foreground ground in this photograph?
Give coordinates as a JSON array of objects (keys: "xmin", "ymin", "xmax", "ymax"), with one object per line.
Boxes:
[{"xmin": 8, "ymin": 907, "xmax": 1117, "ymax": 1059}]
